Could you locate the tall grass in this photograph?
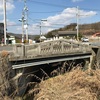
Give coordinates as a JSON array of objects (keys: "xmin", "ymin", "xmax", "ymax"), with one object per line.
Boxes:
[
  {"xmin": 0, "ymin": 51, "xmax": 21, "ymax": 100},
  {"xmin": 34, "ymin": 68, "xmax": 100, "ymax": 100},
  {"xmin": 0, "ymin": 51, "xmax": 100, "ymax": 100}
]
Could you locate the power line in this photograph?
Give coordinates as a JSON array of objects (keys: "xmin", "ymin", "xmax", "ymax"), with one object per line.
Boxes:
[
  {"xmin": 28, "ymin": 0, "xmax": 100, "ymax": 12},
  {"xmin": 29, "ymin": 10, "xmax": 62, "ymax": 14},
  {"xmin": 80, "ymin": 7, "xmax": 100, "ymax": 12},
  {"xmin": 6, "ymin": 0, "xmax": 100, "ymax": 12},
  {"xmin": 28, "ymin": 0, "xmax": 67, "ymax": 8},
  {"xmin": 28, "ymin": 17, "xmax": 41, "ymax": 23},
  {"xmin": 28, "ymin": 19, "xmax": 67, "ymax": 27},
  {"xmin": 7, "ymin": 24, "xmax": 22, "ymax": 26}
]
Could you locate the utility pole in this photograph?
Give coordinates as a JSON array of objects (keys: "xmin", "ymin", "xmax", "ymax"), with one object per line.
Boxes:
[
  {"xmin": 40, "ymin": 19, "xmax": 47, "ymax": 42},
  {"xmin": 19, "ymin": 0, "xmax": 28, "ymax": 43},
  {"xmin": 24, "ymin": 0, "xmax": 28, "ymax": 42},
  {"xmin": 3, "ymin": 0, "xmax": 7, "ymax": 45},
  {"xmin": 22, "ymin": 11, "xmax": 25, "ymax": 43},
  {"xmin": 76, "ymin": 6, "xmax": 79, "ymax": 41},
  {"xmin": 40, "ymin": 22, "xmax": 42, "ymax": 42},
  {"xmin": 19, "ymin": 11, "xmax": 25, "ymax": 43}
]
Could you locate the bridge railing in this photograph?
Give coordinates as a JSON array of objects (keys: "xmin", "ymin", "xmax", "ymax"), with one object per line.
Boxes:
[
  {"xmin": 24, "ymin": 39, "xmax": 91, "ymax": 58},
  {"xmin": 0, "ymin": 39, "xmax": 91, "ymax": 59}
]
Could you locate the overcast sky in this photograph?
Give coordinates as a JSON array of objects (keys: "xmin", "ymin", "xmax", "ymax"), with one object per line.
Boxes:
[{"xmin": 0, "ymin": 0, "xmax": 99, "ymax": 35}]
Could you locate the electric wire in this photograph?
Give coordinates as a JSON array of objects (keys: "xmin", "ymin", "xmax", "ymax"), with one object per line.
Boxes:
[{"xmin": 6, "ymin": 0, "xmax": 100, "ymax": 12}]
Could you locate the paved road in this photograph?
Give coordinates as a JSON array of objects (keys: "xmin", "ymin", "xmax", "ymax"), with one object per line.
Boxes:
[
  {"xmin": 0, "ymin": 45, "xmax": 13, "ymax": 51},
  {"xmin": 89, "ymin": 42, "xmax": 100, "ymax": 46}
]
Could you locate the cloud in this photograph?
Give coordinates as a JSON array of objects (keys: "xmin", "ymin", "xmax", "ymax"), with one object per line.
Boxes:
[
  {"xmin": 79, "ymin": 10, "xmax": 97, "ymax": 17},
  {"xmin": 6, "ymin": 2, "xmax": 15, "ymax": 11},
  {"xmin": 72, "ymin": 0, "xmax": 83, "ymax": 2},
  {"xmin": 0, "ymin": 1, "xmax": 3, "ymax": 15},
  {"xmin": 46, "ymin": 7, "xmax": 96, "ymax": 28},
  {"xmin": 7, "ymin": 20, "xmax": 16, "ymax": 26},
  {"xmin": 0, "ymin": 0, "xmax": 15, "ymax": 15}
]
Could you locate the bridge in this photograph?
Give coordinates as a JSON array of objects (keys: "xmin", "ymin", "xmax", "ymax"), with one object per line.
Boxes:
[
  {"xmin": 0, "ymin": 39, "xmax": 91, "ymax": 68},
  {"xmin": 0, "ymin": 39, "xmax": 93, "ymax": 96}
]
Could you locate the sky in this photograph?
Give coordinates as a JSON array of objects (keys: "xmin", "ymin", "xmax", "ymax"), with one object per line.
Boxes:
[{"xmin": 0, "ymin": 0, "xmax": 100, "ymax": 35}]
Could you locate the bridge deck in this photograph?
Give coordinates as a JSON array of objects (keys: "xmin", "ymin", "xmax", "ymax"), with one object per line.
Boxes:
[{"xmin": 11, "ymin": 52, "xmax": 92, "ymax": 69}]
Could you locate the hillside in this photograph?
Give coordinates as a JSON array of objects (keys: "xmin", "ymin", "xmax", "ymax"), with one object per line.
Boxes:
[{"xmin": 46, "ymin": 22, "xmax": 100, "ymax": 38}]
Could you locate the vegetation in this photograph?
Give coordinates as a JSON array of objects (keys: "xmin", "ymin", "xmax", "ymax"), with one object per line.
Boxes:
[
  {"xmin": 0, "ymin": 51, "xmax": 100, "ymax": 100},
  {"xmin": 0, "ymin": 51, "xmax": 21, "ymax": 100},
  {"xmin": 16, "ymin": 39, "xmax": 21, "ymax": 43},
  {"xmin": 34, "ymin": 68, "xmax": 100, "ymax": 100},
  {"xmin": 45, "ymin": 22, "xmax": 100, "ymax": 39}
]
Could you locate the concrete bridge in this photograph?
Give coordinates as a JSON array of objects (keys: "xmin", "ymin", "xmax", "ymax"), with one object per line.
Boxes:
[
  {"xmin": 0, "ymin": 39, "xmax": 94, "ymax": 96},
  {"xmin": 0, "ymin": 39, "xmax": 92, "ymax": 68}
]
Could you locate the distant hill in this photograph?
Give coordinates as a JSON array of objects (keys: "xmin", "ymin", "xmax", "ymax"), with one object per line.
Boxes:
[
  {"xmin": 79, "ymin": 22, "xmax": 100, "ymax": 35},
  {"xmin": 1, "ymin": 22, "xmax": 100, "ymax": 41},
  {"xmin": 7, "ymin": 33, "xmax": 38, "ymax": 40},
  {"xmin": 46, "ymin": 22, "xmax": 100, "ymax": 38}
]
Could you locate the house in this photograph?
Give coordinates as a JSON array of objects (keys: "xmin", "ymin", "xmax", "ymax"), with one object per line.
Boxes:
[
  {"xmin": 0, "ymin": 23, "xmax": 16, "ymax": 44},
  {"xmin": 52, "ymin": 31, "xmax": 77, "ymax": 39},
  {"xmin": 8, "ymin": 33, "xmax": 36, "ymax": 44},
  {"xmin": 39, "ymin": 35, "xmax": 46, "ymax": 42},
  {"xmin": 7, "ymin": 33, "xmax": 22, "ymax": 44},
  {"xmin": 90, "ymin": 32, "xmax": 100, "ymax": 40},
  {"xmin": 92, "ymin": 32, "xmax": 100, "ymax": 37},
  {"xmin": 7, "ymin": 35, "xmax": 16, "ymax": 44}
]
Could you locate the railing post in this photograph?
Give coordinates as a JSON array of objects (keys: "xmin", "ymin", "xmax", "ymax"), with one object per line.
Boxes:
[
  {"xmin": 71, "ymin": 42, "xmax": 73, "ymax": 51},
  {"xmin": 24, "ymin": 45, "xmax": 27, "ymax": 57},
  {"xmin": 13, "ymin": 44, "xmax": 25, "ymax": 57},
  {"xmin": 22, "ymin": 44, "xmax": 25, "ymax": 57},
  {"xmin": 61, "ymin": 42, "xmax": 64, "ymax": 53},
  {"xmin": 78, "ymin": 43, "xmax": 81, "ymax": 52},
  {"xmin": 13, "ymin": 45, "xmax": 17, "ymax": 54},
  {"xmin": 38, "ymin": 44, "xmax": 41, "ymax": 55},
  {"xmin": 50, "ymin": 43, "xmax": 53, "ymax": 54}
]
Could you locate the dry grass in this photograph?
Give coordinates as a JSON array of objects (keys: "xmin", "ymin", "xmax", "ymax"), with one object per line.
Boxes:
[
  {"xmin": 0, "ymin": 51, "xmax": 21, "ymax": 100},
  {"xmin": 0, "ymin": 50, "xmax": 9, "ymax": 57},
  {"xmin": 0, "ymin": 50, "xmax": 100, "ymax": 100},
  {"xmin": 34, "ymin": 68, "xmax": 100, "ymax": 100}
]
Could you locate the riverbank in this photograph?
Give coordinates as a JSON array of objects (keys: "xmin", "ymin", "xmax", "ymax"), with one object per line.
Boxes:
[
  {"xmin": 34, "ymin": 68, "xmax": 100, "ymax": 100},
  {"xmin": 0, "ymin": 51, "xmax": 100, "ymax": 100}
]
